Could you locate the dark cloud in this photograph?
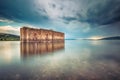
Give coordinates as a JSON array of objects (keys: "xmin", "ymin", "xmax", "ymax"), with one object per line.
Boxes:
[
  {"xmin": 62, "ymin": 17, "xmax": 77, "ymax": 22},
  {"xmin": 61, "ymin": 0, "xmax": 120, "ymax": 25},
  {"xmin": 85, "ymin": 0, "xmax": 120, "ymax": 25},
  {"xmin": 51, "ymin": 4, "xmax": 56, "ymax": 8},
  {"xmin": 1, "ymin": 0, "xmax": 120, "ymax": 26},
  {"xmin": 0, "ymin": 0, "xmax": 49, "ymax": 25},
  {"xmin": 0, "ymin": 0, "xmax": 120, "ymax": 38}
]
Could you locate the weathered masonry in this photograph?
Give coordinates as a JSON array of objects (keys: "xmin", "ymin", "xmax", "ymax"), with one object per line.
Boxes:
[{"xmin": 20, "ymin": 27, "xmax": 64, "ymax": 42}]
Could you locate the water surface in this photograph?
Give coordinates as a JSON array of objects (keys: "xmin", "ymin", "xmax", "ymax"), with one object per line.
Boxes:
[{"xmin": 0, "ymin": 40, "xmax": 120, "ymax": 80}]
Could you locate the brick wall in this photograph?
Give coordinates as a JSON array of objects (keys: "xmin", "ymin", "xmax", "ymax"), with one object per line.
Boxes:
[{"xmin": 20, "ymin": 27, "xmax": 64, "ymax": 42}]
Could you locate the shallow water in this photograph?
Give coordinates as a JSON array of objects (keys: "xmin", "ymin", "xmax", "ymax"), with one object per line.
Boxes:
[{"xmin": 0, "ymin": 40, "xmax": 120, "ymax": 80}]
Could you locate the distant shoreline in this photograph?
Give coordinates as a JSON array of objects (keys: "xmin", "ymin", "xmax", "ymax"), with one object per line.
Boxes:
[{"xmin": 0, "ymin": 40, "xmax": 20, "ymax": 41}]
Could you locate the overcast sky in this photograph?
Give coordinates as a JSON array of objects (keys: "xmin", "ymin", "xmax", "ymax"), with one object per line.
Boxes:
[{"xmin": 0, "ymin": 0, "xmax": 120, "ymax": 39}]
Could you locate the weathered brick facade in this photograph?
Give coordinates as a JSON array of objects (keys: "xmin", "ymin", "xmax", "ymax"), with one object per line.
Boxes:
[{"xmin": 20, "ymin": 27, "xmax": 64, "ymax": 42}]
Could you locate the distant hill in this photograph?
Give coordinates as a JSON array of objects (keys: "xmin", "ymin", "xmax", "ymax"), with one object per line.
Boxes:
[
  {"xmin": 100, "ymin": 36, "xmax": 120, "ymax": 40},
  {"xmin": 0, "ymin": 33, "xmax": 20, "ymax": 41}
]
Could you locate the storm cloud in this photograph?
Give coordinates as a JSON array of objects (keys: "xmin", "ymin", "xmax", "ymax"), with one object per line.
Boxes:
[
  {"xmin": 0, "ymin": 0, "xmax": 120, "ymax": 38},
  {"xmin": 34, "ymin": 0, "xmax": 120, "ymax": 25},
  {"xmin": 0, "ymin": 0, "xmax": 120, "ymax": 25}
]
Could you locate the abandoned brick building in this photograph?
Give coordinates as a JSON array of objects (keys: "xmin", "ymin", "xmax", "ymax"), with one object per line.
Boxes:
[{"xmin": 20, "ymin": 27, "xmax": 64, "ymax": 42}]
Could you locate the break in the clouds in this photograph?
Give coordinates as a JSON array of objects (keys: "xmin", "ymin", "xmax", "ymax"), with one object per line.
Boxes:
[{"xmin": 0, "ymin": 0, "xmax": 120, "ymax": 38}]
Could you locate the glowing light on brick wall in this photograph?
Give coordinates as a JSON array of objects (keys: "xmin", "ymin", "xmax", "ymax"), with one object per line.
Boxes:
[{"xmin": 20, "ymin": 27, "xmax": 64, "ymax": 42}]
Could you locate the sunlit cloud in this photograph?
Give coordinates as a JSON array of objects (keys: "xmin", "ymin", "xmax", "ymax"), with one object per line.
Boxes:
[
  {"xmin": 0, "ymin": 19, "xmax": 14, "ymax": 23},
  {"xmin": 0, "ymin": 25, "xmax": 20, "ymax": 35}
]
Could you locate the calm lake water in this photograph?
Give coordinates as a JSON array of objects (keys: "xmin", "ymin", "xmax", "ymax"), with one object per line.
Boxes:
[{"xmin": 0, "ymin": 40, "xmax": 120, "ymax": 80}]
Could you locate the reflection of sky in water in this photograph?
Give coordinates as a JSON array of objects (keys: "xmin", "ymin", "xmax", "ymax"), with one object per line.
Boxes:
[
  {"xmin": 0, "ymin": 41, "xmax": 20, "ymax": 64},
  {"xmin": 0, "ymin": 40, "xmax": 120, "ymax": 80}
]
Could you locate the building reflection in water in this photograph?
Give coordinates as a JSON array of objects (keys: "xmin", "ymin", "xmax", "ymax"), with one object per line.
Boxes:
[{"xmin": 20, "ymin": 42, "xmax": 64, "ymax": 58}]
